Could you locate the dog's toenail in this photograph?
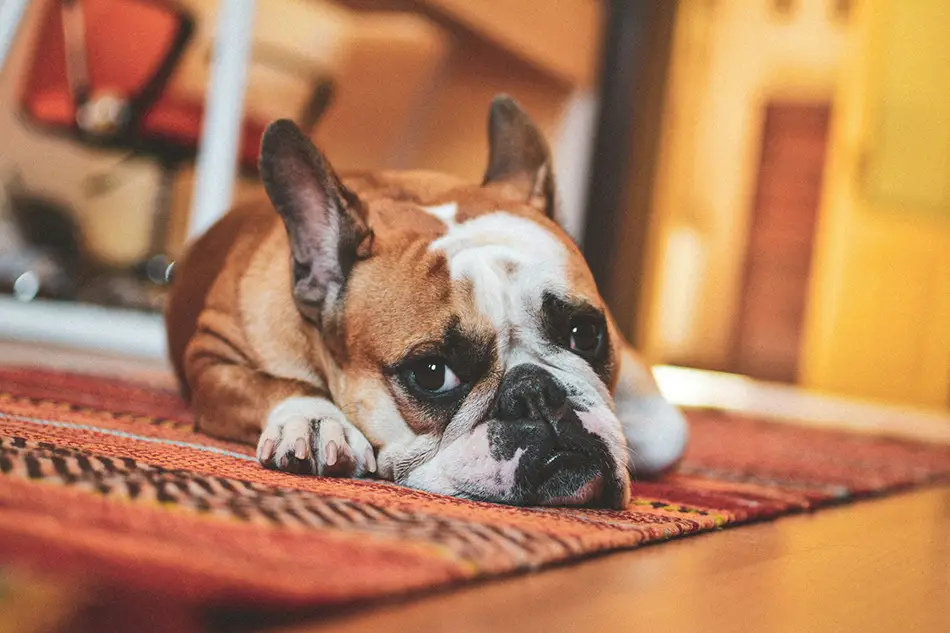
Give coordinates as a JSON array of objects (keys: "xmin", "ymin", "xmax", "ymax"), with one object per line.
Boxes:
[
  {"xmin": 365, "ymin": 448, "xmax": 377, "ymax": 473},
  {"xmin": 260, "ymin": 439, "xmax": 275, "ymax": 462}
]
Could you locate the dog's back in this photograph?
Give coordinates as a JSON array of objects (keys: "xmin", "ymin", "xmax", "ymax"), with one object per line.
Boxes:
[{"xmin": 165, "ymin": 200, "xmax": 278, "ymax": 398}]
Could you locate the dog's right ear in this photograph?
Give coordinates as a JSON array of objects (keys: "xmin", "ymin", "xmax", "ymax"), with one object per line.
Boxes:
[
  {"xmin": 259, "ymin": 120, "xmax": 373, "ymax": 327},
  {"xmin": 482, "ymin": 95, "xmax": 557, "ymax": 219}
]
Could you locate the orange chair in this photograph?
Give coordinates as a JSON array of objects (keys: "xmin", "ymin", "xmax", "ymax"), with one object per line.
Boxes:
[
  {"xmin": 21, "ymin": 0, "xmax": 266, "ymax": 173},
  {"xmin": 16, "ymin": 0, "xmax": 285, "ymax": 308}
]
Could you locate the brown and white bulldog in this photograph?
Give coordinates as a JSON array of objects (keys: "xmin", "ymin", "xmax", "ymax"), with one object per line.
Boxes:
[{"xmin": 165, "ymin": 96, "xmax": 688, "ymax": 509}]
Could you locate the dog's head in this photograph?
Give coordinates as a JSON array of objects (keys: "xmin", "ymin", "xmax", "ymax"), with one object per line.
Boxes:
[{"xmin": 259, "ymin": 96, "xmax": 638, "ymax": 508}]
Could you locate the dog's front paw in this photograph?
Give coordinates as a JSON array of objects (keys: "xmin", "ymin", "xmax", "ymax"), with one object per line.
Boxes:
[{"xmin": 257, "ymin": 397, "xmax": 377, "ymax": 477}]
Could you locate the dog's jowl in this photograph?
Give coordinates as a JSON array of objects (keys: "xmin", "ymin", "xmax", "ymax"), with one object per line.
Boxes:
[{"xmin": 165, "ymin": 95, "xmax": 689, "ymax": 509}]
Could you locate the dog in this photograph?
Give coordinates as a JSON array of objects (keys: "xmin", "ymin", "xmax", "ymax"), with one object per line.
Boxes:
[{"xmin": 165, "ymin": 95, "xmax": 688, "ymax": 509}]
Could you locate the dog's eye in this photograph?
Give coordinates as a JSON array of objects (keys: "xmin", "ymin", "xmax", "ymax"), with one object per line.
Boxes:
[
  {"xmin": 569, "ymin": 318, "xmax": 605, "ymax": 357},
  {"xmin": 406, "ymin": 358, "xmax": 462, "ymax": 393}
]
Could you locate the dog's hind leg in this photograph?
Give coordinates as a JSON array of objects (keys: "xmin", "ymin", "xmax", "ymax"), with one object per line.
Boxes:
[{"xmin": 613, "ymin": 344, "xmax": 690, "ymax": 478}]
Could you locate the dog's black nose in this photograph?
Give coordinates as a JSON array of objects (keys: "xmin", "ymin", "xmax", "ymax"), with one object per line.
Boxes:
[
  {"xmin": 489, "ymin": 364, "xmax": 623, "ymax": 508},
  {"xmin": 496, "ymin": 364, "xmax": 568, "ymax": 424}
]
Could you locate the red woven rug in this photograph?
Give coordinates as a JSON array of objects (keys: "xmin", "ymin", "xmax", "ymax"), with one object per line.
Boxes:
[{"xmin": 2, "ymin": 367, "xmax": 950, "ymax": 627}]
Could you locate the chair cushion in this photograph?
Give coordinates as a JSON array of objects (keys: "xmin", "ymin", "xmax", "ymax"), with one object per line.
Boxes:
[{"xmin": 24, "ymin": 89, "xmax": 266, "ymax": 173}]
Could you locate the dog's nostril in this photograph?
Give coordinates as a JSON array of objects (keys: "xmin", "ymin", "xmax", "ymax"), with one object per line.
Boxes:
[
  {"xmin": 515, "ymin": 400, "xmax": 530, "ymax": 420},
  {"xmin": 499, "ymin": 390, "xmax": 527, "ymax": 420},
  {"xmin": 542, "ymin": 381, "xmax": 567, "ymax": 412}
]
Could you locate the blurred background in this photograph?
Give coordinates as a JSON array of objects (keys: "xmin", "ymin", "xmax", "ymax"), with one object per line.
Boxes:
[{"xmin": 0, "ymin": 0, "xmax": 948, "ymax": 412}]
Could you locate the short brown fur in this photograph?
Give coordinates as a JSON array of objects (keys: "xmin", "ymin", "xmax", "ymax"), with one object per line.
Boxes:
[
  {"xmin": 165, "ymin": 102, "xmax": 684, "ymax": 506},
  {"xmin": 166, "ymin": 171, "xmax": 604, "ymax": 444}
]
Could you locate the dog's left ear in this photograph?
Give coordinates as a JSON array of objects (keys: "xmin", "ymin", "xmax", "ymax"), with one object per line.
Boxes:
[
  {"xmin": 259, "ymin": 119, "xmax": 372, "ymax": 329},
  {"xmin": 482, "ymin": 94, "xmax": 557, "ymax": 219}
]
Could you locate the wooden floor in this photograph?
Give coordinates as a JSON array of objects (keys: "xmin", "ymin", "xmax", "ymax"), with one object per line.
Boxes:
[
  {"xmin": 3, "ymin": 340, "xmax": 950, "ymax": 633},
  {"xmin": 286, "ymin": 487, "xmax": 950, "ymax": 633}
]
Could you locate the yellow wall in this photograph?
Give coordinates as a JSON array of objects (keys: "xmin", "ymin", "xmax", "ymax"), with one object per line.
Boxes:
[
  {"xmin": 640, "ymin": 0, "xmax": 950, "ymax": 409},
  {"xmin": 800, "ymin": 0, "xmax": 950, "ymax": 408},
  {"xmin": 639, "ymin": 0, "xmax": 847, "ymax": 368}
]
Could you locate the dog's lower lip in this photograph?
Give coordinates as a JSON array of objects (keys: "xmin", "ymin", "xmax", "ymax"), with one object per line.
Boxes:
[{"xmin": 543, "ymin": 473, "xmax": 605, "ymax": 506}]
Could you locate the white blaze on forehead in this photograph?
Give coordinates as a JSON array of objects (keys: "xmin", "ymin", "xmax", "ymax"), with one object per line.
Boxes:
[
  {"xmin": 418, "ymin": 204, "xmax": 629, "ymax": 489},
  {"xmin": 426, "ymin": 210, "xmax": 570, "ymax": 337}
]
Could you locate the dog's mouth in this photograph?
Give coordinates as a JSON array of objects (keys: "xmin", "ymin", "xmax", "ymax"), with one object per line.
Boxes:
[
  {"xmin": 542, "ymin": 449, "xmax": 588, "ymax": 476},
  {"xmin": 534, "ymin": 449, "xmax": 613, "ymax": 507},
  {"xmin": 472, "ymin": 408, "xmax": 628, "ymax": 509}
]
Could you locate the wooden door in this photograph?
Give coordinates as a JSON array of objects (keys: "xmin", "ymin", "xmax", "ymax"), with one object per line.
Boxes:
[{"xmin": 731, "ymin": 102, "xmax": 831, "ymax": 383}]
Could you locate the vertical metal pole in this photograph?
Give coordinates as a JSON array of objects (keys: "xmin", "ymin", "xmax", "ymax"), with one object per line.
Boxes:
[
  {"xmin": 186, "ymin": 0, "xmax": 256, "ymax": 240},
  {"xmin": 0, "ymin": 0, "xmax": 30, "ymax": 72}
]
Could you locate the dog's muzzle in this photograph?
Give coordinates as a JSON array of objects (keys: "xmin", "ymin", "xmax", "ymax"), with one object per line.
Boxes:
[{"xmin": 489, "ymin": 364, "xmax": 624, "ymax": 508}]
